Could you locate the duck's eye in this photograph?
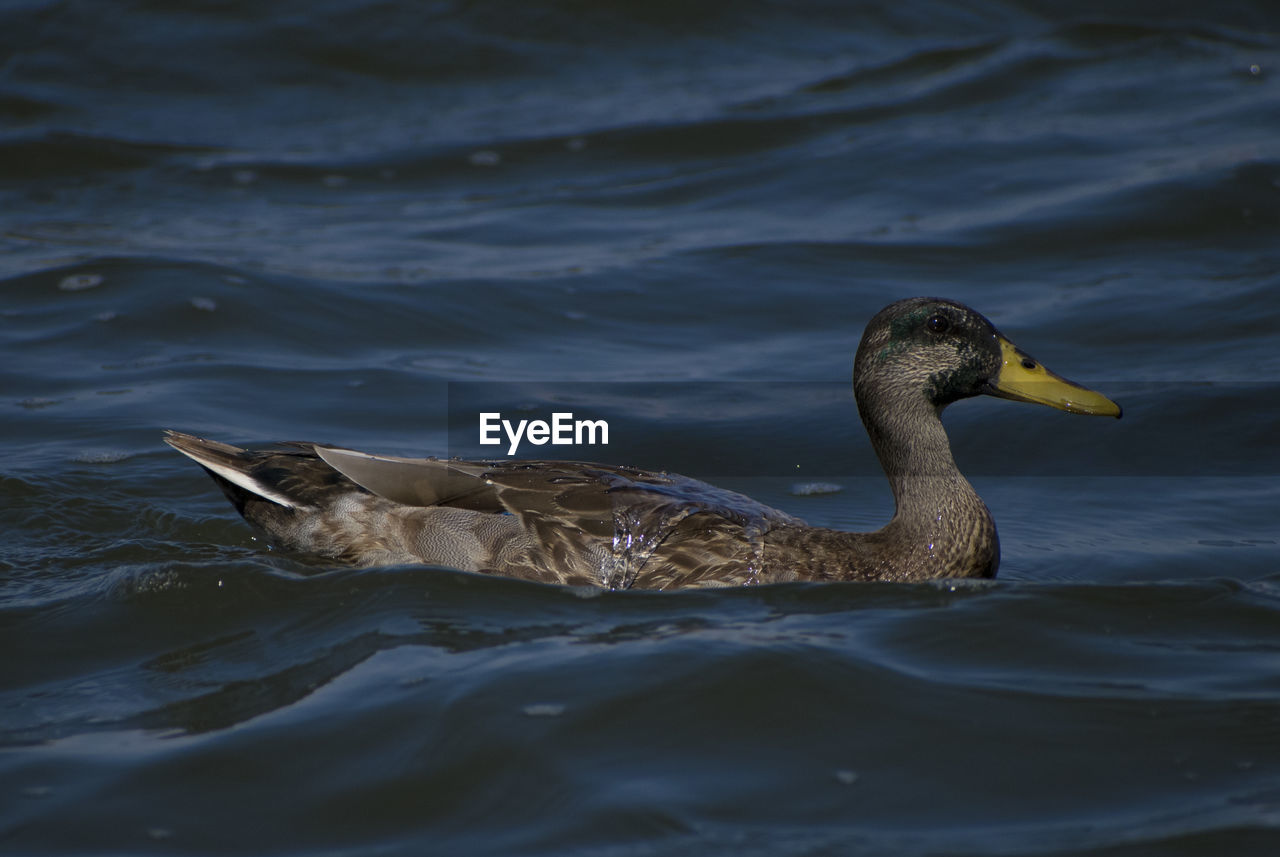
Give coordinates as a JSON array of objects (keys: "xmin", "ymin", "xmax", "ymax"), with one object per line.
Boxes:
[{"xmin": 925, "ymin": 314, "xmax": 950, "ymax": 335}]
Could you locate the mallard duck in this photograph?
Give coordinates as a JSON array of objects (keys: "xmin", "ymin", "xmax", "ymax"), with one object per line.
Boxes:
[{"xmin": 166, "ymin": 297, "xmax": 1120, "ymax": 588}]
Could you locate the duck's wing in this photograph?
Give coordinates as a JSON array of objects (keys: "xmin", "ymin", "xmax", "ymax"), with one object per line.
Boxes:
[
  {"xmin": 315, "ymin": 446, "xmax": 801, "ymax": 527},
  {"xmin": 313, "ymin": 446, "xmax": 499, "ymax": 508},
  {"xmin": 315, "ymin": 446, "xmax": 805, "ymax": 588}
]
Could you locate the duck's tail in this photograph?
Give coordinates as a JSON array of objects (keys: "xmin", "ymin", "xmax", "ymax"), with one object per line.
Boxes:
[{"xmin": 164, "ymin": 430, "xmax": 304, "ymax": 510}]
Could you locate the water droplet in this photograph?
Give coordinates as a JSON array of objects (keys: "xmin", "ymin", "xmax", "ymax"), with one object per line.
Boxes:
[{"xmin": 607, "ymin": 505, "xmax": 693, "ymax": 589}]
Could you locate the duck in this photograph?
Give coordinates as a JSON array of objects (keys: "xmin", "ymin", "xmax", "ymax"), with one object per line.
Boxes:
[{"xmin": 165, "ymin": 297, "xmax": 1120, "ymax": 588}]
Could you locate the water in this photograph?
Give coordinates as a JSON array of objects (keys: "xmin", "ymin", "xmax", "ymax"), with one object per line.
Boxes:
[{"xmin": 3, "ymin": 1, "xmax": 1280, "ymax": 853}]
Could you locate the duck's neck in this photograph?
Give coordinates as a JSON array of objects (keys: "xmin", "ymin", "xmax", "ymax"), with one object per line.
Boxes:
[{"xmin": 858, "ymin": 388, "xmax": 999, "ymax": 578}]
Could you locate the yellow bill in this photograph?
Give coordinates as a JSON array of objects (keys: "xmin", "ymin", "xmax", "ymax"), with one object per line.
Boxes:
[{"xmin": 988, "ymin": 336, "xmax": 1122, "ymax": 418}]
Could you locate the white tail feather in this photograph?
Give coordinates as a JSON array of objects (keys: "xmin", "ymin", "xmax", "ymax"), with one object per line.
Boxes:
[{"xmin": 169, "ymin": 445, "xmax": 298, "ymax": 508}]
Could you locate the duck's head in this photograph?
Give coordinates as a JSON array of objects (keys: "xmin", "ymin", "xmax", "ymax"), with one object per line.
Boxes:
[{"xmin": 854, "ymin": 297, "xmax": 1121, "ymax": 420}]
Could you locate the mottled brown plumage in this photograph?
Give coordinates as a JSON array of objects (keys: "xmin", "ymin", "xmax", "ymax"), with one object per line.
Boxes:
[{"xmin": 165, "ymin": 298, "xmax": 1120, "ymax": 588}]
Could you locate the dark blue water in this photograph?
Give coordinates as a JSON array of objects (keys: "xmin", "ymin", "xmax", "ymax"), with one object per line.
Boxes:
[{"xmin": 3, "ymin": 2, "xmax": 1280, "ymax": 854}]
